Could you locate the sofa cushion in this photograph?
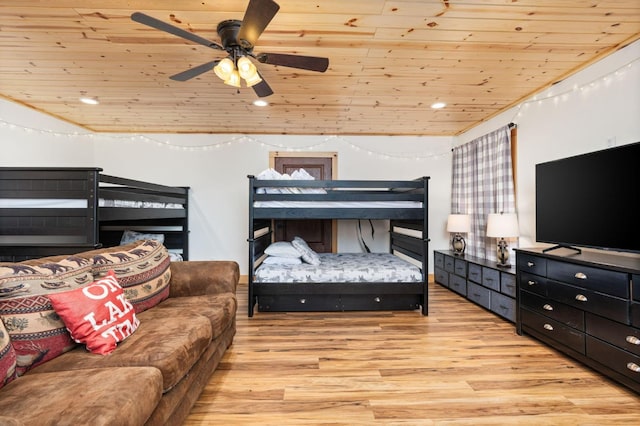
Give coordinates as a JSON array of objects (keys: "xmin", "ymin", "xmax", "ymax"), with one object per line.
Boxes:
[
  {"xmin": 155, "ymin": 293, "xmax": 237, "ymax": 340},
  {"xmin": 48, "ymin": 271, "xmax": 140, "ymax": 355},
  {"xmin": 0, "ymin": 256, "xmax": 93, "ymax": 375},
  {"xmin": 0, "ymin": 367, "xmax": 163, "ymax": 426},
  {"xmin": 28, "ymin": 309, "xmax": 212, "ymax": 392},
  {"xmin": 91, "ymin": 240, "xmax": 171, "ymax": 313},
  {"xmin": 0, "ymin": 318, "xmax": 17, "ymax": 390}
]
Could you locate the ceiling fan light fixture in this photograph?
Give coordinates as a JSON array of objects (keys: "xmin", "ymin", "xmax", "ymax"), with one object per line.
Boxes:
[
  {"xmin": 237, "ymin": 57, "xmax": 262, "ymax": 87},
  {"xmin": 244, "ymin": 72, "xmax": 262, "ymax": 87},
  {"xmin": 214, "ymin": 57, "xmax": 234, "ymax": 81},
  {"xmin": 224, "ymin": 69, "xmax": 242, "ymax": 88}
]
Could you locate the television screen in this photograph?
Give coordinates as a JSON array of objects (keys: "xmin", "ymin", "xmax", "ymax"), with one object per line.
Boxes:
[{"xmin": 536, "ymin": 142, "xmax": 640, "ymax": 254}]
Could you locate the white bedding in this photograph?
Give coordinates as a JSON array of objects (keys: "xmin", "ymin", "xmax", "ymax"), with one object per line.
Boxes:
[
  {"xmin": 254, "ymin": 200, "xmax": 422, "ymax": 208},
  {"xmin": 255, "ymin": 252, "xmax": 422, "ymax": 283}
]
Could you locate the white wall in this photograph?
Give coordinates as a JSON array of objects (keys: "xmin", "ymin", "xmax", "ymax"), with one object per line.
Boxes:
[
  {"xmin": 0, "ymin": 108, "xmax": 453, "ymax": 273},
  {"xmin": 2, "ymin": 38, "xmax": 639, "ymax": 272},
  {"xmin": 458, "ymin": 39, "xmax": 640, "ymax": 254}
]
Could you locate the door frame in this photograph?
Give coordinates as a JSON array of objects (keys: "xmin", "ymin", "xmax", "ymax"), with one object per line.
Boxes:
[{"xmin": 269, "ymin": 151, "xmax": 338, "ymax": 252}]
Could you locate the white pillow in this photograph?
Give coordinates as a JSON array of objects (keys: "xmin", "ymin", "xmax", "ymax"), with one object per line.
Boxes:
[
  {"xmin": 264, "ymin": 241, "xmax": 301, "ymax": 258},
  {"xmin": 263, "ymin": 256, "xmax": 302, "ymax": 265},
  {"xmin": 291, "ymin": 236, "xmax": 321, "ymax": 265}
]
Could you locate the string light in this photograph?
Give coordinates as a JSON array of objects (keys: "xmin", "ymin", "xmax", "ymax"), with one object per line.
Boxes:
[
  {"xmin": 510, "ymin": 56, "xmax": 638, "ymax": 123},
  {"xmin": 2, "ymin": 56, "xmax": 636, "ymax": 160}
]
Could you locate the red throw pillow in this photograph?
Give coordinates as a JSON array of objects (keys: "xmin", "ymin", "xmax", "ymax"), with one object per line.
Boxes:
[{"xmin": 48, "ymin": 271, "xmax": 140, "ymax": 355}]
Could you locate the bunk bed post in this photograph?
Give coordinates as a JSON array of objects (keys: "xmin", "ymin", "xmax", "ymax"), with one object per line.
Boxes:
[
  {"xmin": 247, "ymin": 175, "xmax": 256, "ymax": 317},
  {"xmin": 181, "ymin": 186, "xmax": 190, "ymax": 261},
  {"xmin": 421, "ymin": 176, "xmax": 430, "ymax": 315},
  {"xmin": 87, "ymin": 169, "xmax": 100, "ymax": 248}
]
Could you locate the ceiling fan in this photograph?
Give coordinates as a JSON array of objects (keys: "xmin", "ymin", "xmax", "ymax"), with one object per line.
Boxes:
[{"xmin": 131, "ymin": 0, "xmax": 329, "ymax": 98}]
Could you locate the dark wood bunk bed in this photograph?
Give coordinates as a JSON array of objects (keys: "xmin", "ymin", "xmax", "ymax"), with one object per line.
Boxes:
[
  {"xmin": 0, "ymin": 167, "xmax": 189, "ymax": 262},
  {"xmin": 248, "ymin": 175, "xmax": 429, "ymax": 317}
]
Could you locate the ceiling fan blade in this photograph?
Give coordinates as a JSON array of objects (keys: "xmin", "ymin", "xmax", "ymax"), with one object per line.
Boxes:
[
  {"xmin": 252, "ymin": 74, "xmax": 274, "ymax": 98},
  {"xmin": 237, "ymin": 0, "xmax": 280, "ymax": 48},
  {"xmin": 169, "ymin": 61, "xmax": 219, "ymax": 81},
  {"xmin": 131, "ymin": 12, "xmax": 224, "ymax": 51},
  {"xmin": 257, "ymin": 53, "xmax": 329, "ymax": 72}
]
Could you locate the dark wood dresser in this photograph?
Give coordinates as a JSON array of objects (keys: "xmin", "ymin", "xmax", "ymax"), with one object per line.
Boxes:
[
  {"xmin": 434, "ymin": 250, "xmax": 516, "ymax": 322},
  {"xmin": 515, "ymin": 247, "xmax": 640, "ymax": 394}
]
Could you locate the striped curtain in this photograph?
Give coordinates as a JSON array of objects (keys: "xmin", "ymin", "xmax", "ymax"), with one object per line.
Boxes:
[{"xmin": 451, "ymin": 125, "xmax": 517, "ymax": 261}]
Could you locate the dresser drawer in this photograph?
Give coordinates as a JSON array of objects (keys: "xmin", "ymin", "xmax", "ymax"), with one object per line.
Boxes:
[
  {"xmin": 482, "ymin": 267, "xmax": 500, "ymax": 291},
  {"xmin": 521, "ymin": 309, "xmax": 585, "ymax": 354},
  {"xmin": 519, "ymin": 271, "xmax": 550, "ymax": 297},
  {"xmin": 450, "ymin": 274, "xmax": 467, "ymax": 296},
  {"xmin": 548, "ymin": 282, "xmax": 630, "ymax": 324},
  {"xmin": 444, "ymin": 255, "xmax": 455, "ymax": 273},
  {"xmin": 491, "ymin": 292, "xmax": 516, "ymax": 322},
  {"xmin": 521, "ymin": 290, "xmax": 584, "ymax": 330},
  {"xmin": 434, "ymin": 252, "xmax": 445, "ymax": 269},
  {"xmin": 547, "ymin": 260, "xmax": 629, "ymax": 298},
  {"xmin": 434, "ymin": 268, "xmax": 449, "ymax": 287},
  {"xmin": 501, "ymin": 272, "xmax": 516, "ymax": 297},
  {"xmin": 587, "ymin": 336, "xmax": 640, "ymax": 384},
  {"xmin": 586, "ymin": 313, "xmax": 640, "ymax": 356},
  {"xmin": 454, "ymin": 258, "xmax": 467, "ymax": 277},
  {"xmin": 633, "ymin": 274, "xmax": 639, "ymax": 302},
  {"xmin": 517, "ymin": 254, "xmax": 546, "ymax": 276},
  {"xmin": 468, "ymin": 263, "xmax": 482, "ymax": 284},
  {"xmin": 467, "ymin": 282, "xmax": 491, "ymax": 310},
  {"xmin": 632, "ymin": 303, "xmax": 640, "ymax": 328}
]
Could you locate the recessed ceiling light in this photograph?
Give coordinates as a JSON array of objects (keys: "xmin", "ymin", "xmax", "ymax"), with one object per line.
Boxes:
[
  {"xmin": 431, "ymin": 102, "xmax": 446, "ymax": 109},
  {"xmin": 79, "ymin": 97, "xmax": 99, "ymax": 105},
  {"xmin": 253, "ymin": 99, "xmax": 268, "ymax": 107}
]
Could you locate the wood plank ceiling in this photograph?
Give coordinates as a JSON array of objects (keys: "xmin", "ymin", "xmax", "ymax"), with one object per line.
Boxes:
[{"xmin": 1, "ymin": 0, "xmax": 639, "ymax": 136}]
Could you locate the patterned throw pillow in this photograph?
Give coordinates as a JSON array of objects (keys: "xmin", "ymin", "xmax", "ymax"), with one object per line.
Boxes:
[
  {"xmin": 49, "ymin": 271, "xmax": 140, "ymax": 355},
  {"xmin": 0, "ymin": 318, "xmax": 17, "ymax": 389},
  {"xmin": 0, "ymin": 257, "xmax": 94, "ymax": 375},
  {"xmin": 91, "ymin": 240, "xmax": 171, "ymax": 313},
  {"xmin": 291, "ymin": 236, "xmax": 321, "ymax": 266}
]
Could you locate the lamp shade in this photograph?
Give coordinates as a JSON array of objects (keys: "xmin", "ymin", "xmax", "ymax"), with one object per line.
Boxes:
[
  {"xmin": 486, "ymin": 213, "xmax": 519, "ymax": 238},
  {"xmin": 447, "ymin": 214, "xmax": 470, "ymax": 233}
]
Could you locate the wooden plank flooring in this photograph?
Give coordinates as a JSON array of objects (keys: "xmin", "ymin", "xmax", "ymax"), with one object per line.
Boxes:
[{"xmin": 184, "ymin": 282, "xmax": 639, "ymax": 425}]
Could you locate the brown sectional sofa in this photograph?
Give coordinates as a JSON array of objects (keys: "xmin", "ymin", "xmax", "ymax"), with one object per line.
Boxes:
[{"xmin": 0, "ymin": 242, "xmax": 239, "ymax": 425}]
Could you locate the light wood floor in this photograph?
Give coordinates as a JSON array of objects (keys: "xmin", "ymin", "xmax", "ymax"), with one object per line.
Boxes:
[{"xmin": 184, "ymin": 282, "xmax": 639, "ymax": 425}]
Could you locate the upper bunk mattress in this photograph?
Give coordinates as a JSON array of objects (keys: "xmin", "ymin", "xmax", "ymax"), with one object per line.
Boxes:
[
  {"xmin": 255, "ymin": 252, "xmax": 422, "ymax": 283},
  {"xmin": 253, "ymin": 201, "xmax": 422, "ymax": 208}
]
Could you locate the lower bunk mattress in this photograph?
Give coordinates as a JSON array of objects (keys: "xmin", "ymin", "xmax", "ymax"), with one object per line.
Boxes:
[
  {"xmin": 254, "ymin": 252, "xmax": 423, "ymax": 283},
  {"xmin": 252, "ymin": 253, "xmax": 427, "ymax": 315}
]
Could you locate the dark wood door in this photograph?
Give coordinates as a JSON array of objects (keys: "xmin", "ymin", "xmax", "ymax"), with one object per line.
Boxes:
[{"xmin": 274, "ymin": 156, "xmax": 333, "ymax": 253}]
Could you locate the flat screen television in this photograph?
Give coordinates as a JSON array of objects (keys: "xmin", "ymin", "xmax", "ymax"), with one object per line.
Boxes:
[{"xmin": 535, "ymin": 141, "xmax": 640, "ymax": 254}]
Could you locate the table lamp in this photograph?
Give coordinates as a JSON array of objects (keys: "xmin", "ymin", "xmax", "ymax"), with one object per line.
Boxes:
[
  {"xmin": 447, "ymin": 214, "xmax": 470, "ymax": 256},
  {"xmin": 486, "ymin": 212, "xmax": 519, "ymax": 268}
]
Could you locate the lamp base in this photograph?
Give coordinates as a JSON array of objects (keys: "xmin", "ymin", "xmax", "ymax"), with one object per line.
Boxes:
[
  {"xmin": 496, "ymin": 238, "xmax": 510, "ymax": 268},
  {"xmin": 452, "ymin": 234, "xmax": 466, "ymax": 256}
]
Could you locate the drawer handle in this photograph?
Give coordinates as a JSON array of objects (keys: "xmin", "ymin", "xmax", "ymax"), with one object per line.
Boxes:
[
  {"xmin": 527, "ymin": 280, "xmax": 536, "ymax": 286},
  {"xmin": 626, "ymin": 336, "xmax": 640, "ymax": 345},
  {"xmin": 574, "ymin": 272, "xmax": 587, "ymax": 280},
  {"xmin": 575, "ymin": 294, "xmax": 588, "ymax": 302},
  {"xmin": 485, "ymin": 278, "xmax": 494, "ymax": 282},
  {"xmin": 627, "ymin": 362, "xmax": 640, "ymax": 373},
  {"xmin": 543, "ymin": 304, "xmax": 554, "ymax": 311},
  {"xmin": 374, "ymin": 297, "xmax": 381, "ymax": 303},
  {"xmin": 527, "ymin": 261, "xmax": 535, "ymax": 267},
  {"xmin": 543, "ymin": 323, "xmax": 554, "ymax": 331},
  {"xmin": 300, "ymin": 298, "xmax": 306, "ymax": 304}
]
